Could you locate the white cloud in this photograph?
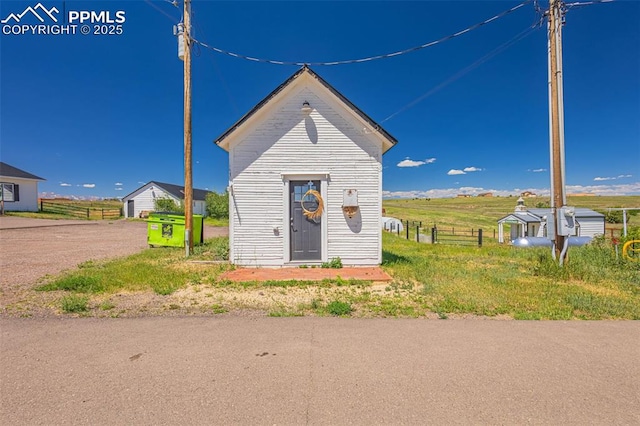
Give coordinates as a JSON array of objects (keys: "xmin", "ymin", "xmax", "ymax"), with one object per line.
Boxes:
[
  {"xmin": 463, "ymin": 166, "xmax": 482, "ymax": 172},
  {"xmin": 59, "ymin": 182, "xmax": 71, "ymax": 187},
  {"xmin": 617, "ymin": 174, "xmax": 632, "ymax": 179},
  {"xmin": 382, "ymin": 181, "xmax": 640, "ymax": 199},
  {"xmin": 83, "ymin": 184, "xmax": 96, "ymax": 188},
  {"xmin": 397, "ymin": 157, "xmax": 436, "ymax": 168},
  {"xmin": 593, "ymin": 177, "xmax": 614, "ymax": 181},
  {"xmin": 447, "ymin": 169, "xmax": 466, "ymax": 175},
  {"xmin": 114, "ymin": 188, "xmax": 123, "ymax": 191},
  {"xmin": 529, "ymin": 168, "xmax": 547, "ymax": 173},
  {"xmin": 566, "ymin": 182, "xmax": 640, "ymax": 196},
  {"xmin": 115, "ymin": 182, "xmax": 123, "ymax": 186}
]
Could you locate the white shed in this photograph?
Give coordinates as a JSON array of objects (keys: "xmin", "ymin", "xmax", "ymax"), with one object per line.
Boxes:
[
  {"xmin": 382, "ymin": 217, "xmax": 404, "ymax": 233},
  {"xmin": 0, "ymin": 162, "xmax": 45, "ymax": 212},
  {"xmin": 122, "ymin": 181, "xmax": 211, "ymax": 218},
  {"xmin": 498, "ymin": 207, "xmax": 605, "ymax": 243},
  {"xmin": 215, "ymin": 66, "xmax": 397, "ymax": 267}
]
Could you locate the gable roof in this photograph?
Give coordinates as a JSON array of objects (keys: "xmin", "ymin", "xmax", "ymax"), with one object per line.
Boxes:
[
  {"xmin": 122, "ymin": 181, "xmax": 212, "ymax": 201},
  {"xmin": 214, "ymin": 65, "xmax": 397, "ymax": 153},
  {"xmin": 0, "ymin": 162, "xmax": 45, "ymax": 181},
  {"xmin": 497, "ymin": 212, "xmax": 541, "ymax": 224}
]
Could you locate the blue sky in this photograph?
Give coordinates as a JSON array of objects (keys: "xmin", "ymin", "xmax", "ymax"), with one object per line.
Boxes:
[{"xmin": 1, "ymin": 0, "xmax": 638, "ymax": 199}]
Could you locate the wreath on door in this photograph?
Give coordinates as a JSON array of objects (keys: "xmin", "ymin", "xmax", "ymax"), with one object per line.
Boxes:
[{"xmin": 301, "ymin": 189, "xmax": 323, "ymax": 221}]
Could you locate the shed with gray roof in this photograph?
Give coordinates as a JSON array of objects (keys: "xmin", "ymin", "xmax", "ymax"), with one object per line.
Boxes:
[
  {"xmin": 498, "ymin": 204, "xmax": 604, "ymax": 243},
  {"xmin": 122, "ymin": 181, "xmax": 212, "ymax": 218}
]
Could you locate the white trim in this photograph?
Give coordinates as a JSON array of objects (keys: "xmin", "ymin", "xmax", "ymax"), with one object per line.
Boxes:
[
  {"xmin": 280, "ymin": 172, "xmax": 330, "ymax": 180},
  {"xmin": 282, "ymin": 173, "xmax": 329, "ymax": 264}
]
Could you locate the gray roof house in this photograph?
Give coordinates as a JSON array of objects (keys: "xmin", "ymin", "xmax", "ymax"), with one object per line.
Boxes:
[
  {"xmin": 0, "ymin": 162, "xmax": 45, "ymax": 212},
  {"xmin": 122, "ymin": 181, "xmax": 212, "ymax": 218},
  {"xmin": 498, "ymin": 198, "xmax": 605, "ymax": 243}
]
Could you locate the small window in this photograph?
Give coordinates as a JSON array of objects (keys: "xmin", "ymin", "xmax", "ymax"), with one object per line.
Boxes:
[{"xmin": 0, "ymin": 183, "xmax": 15, "ymax": 202}]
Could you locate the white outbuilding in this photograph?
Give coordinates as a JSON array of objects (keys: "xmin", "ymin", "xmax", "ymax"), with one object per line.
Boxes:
[
  {"xmin": 382, "ymin": 217, "xmax": 404, "ymax": 233},
  {"xmin": 0, "ymin": 162, "xmax": 45, "ymax": 212},
  {"xmin": 497, "ymin": 199, "xmax": 605, "ymax": 243},
  {"xmin": 122, "ymin": 181, "xmax": 211, "ymax": 218},
  {"xmin": 215, "ymin": 66, "xmax": 397, "ymax": 267}
]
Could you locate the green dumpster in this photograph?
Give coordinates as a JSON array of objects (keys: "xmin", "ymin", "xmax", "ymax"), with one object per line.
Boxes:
[{"xmin": 147, "ymin": 212, "xmax": 203, "ymax": 247}]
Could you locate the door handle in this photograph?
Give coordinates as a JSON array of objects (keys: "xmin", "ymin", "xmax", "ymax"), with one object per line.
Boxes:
[{"xmin": 290, "ymin": 217, "xmax": 297, "ymax": 232}]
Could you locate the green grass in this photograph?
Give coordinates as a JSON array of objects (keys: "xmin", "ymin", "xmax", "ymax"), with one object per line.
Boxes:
[
  {"xmin": 5, "ymin": 211, "xmax": 88, "ymax": 220},
  {"xmin": 204, "ymin": 217, "xmax": 229, "ymax": 227},
  {"xmin": 326, "ymin": 301, "xmax": 353, "ymax": 316},
  {"xmin": 380, "ymin": 231, "xmax": 640, "ymax": 319},
  {"xmin": 37, "ymin": 239, "xmax": 233, "ymax": 296},
  {"xmin": 383, "ymin": 195, "xmax": 640, "ymax": 239},
  {"xmin": 191, "ymin": 237, "xmax": 229, "ymax": 260},
  {"xmin": 60, "ymin": 295, "xmax": 89, "ymax": 313},
  {"xmin": 33, "ymin": 196, "xmax": 640, "ymax": 319}
]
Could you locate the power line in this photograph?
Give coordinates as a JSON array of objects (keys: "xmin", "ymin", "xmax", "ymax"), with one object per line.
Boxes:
[
  {"xmin": 191, "ymin": 0, "xmax": 533, "ymax": 66},
  {"xmin": 565, "ymin": 0, "xmax": 614, "ymax": 9},
  {"xmin": 144, "ymin": 0, "xmax": 180, "ymax": 23},
  {"xmin": 381, "ymin": 24, "xmax": 539, "ymax": 123}
]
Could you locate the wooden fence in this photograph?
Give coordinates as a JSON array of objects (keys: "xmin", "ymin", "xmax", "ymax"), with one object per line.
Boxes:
[
  {"xmin": 431, "ymin": 226, "xmax": 484, "ymax": 247},
  {"xmin": 40, "ymin": 200, "xmax": 122, "ymax": 219},
  {"xmin": 385, "ymin": 220, "xmax": 492, "ymax": 247}
]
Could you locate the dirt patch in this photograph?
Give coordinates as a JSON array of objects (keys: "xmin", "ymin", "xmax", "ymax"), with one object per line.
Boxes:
[{"xmin": 0, "ymin": 218, "xmax": 227, "ymax": 317}]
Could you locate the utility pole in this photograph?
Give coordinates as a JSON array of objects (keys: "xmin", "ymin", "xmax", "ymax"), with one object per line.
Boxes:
[
  {"xmin": 183, "ymin": 0, "xmax": 193, "ymax": 256},
  {"xmin": 547, "ymin": 0, "xmax": 567, "ymax": 262}
]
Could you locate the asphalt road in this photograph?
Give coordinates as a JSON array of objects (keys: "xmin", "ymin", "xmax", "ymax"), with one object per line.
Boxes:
[{"xmin": 1, "ymin": 318, "xmax": 638, "ymax": 425}]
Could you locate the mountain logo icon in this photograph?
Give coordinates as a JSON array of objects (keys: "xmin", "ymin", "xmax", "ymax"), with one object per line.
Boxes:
[{"xmin": 1, "ymin": 3, "xmax": 59, "ymax": 24}]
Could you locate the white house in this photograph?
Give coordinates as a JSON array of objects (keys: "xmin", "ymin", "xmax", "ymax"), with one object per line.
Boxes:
[
  {"xmin": 0, "ymin": 162, "xmax": 45, "ymax": 212},
  {"xmin": 497, "ymin": 198, "xmax": 605, "ymax": 243},
  {"xmin": 215, "ymin": 66, "xmax": 397, "ymax": 267},
  {"xmin": 122, "ymin": 181, "xmax": 211, "ymax": 218}
]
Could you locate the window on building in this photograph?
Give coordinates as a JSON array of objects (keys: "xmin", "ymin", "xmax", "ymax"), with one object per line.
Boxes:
[{"xmin": 0, "ymin": 183, "xmax": 18, "ymax": 202}]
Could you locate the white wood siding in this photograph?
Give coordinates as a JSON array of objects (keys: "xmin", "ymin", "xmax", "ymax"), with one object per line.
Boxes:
[
  {"xmin": 194, "ymin": 200, "xmax": 206, "ymax": 216},
  {"xmin": 124, "ymin": 186, "xmax": 177, "ymax": 218},
  {"xmin": 229, "ymin": 86, "xmax": 383, "ymax": 266},
  {"xmin": 577, "ymin": 217, "xmax": 605, "ymax": 237},
  {"xmin": 0, "ymin": 178, "xmax": 39, "ymax": 212}
]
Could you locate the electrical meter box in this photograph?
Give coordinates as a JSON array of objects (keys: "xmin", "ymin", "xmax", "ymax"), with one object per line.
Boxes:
[
  {"xmin": 343, "ymin": 189, "xmax": 358, "ymax": 207},
  {"xmin": 541, "ymin": 215, "xmax": 553, "ymax": 240},
  {"xmin": 558, "ymin": 206, "xmax": 576, "ymax": 236}
]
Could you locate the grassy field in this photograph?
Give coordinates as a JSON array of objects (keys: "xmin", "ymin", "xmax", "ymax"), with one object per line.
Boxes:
[
  {"xmin": 5, "ymin": 199, "xmax": 233, "ymax": 225},
  {"xmin": 383, "ymin": 195, "xmax": 640, "ymax": 239},
  {"xmin": 34, "ymin": 233, "xmax": 640, "ymax": 319},
  {"xmin": 33, "ymin": 195, "xmax": 640, "ymax": 319}
]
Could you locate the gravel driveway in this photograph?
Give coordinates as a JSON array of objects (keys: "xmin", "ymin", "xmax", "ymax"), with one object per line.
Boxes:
[{"xmin": 0, "ymin": 217, "xmax": 227, "ymax": 314}]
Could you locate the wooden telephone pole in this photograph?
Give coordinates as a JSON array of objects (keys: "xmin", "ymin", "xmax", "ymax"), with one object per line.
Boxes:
[
  {"xmin": 183, "ymin": 0, "xmax": 193, "ymax": 256},
  {"xmin": 547, "ymin": 0, "xmax": 567, "ymax": 262}
]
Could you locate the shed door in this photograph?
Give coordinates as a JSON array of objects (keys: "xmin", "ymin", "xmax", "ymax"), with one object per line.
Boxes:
[
  {"xmin": 290, "ymin": 181, "xmax": 321, "ymax": 261},
  {"xmin": 127, "ymin": 200, "xmax": 135, "ymax": 218}
]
